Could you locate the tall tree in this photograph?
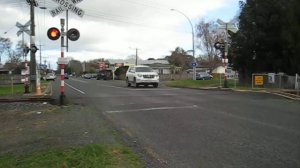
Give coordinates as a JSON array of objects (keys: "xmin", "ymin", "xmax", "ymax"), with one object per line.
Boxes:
[
  {"xmin": 280, "ymin": 0, "xmax": 300, "ymax": 74},
  {"xmin": 231, "ymin": 0, "xmax": 300, "ymax": 84}
]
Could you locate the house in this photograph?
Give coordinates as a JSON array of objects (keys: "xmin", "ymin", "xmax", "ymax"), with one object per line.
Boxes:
[
  {"xmin": 140, "ymin": 59, "xmax": 171, "ymax": 75},
  {"xmin": 0, "ymin": 64, "xmax": 12, "ymax": 74},
  {"xmin": 107, "ymin": 58, "xmax": 172, "ymax": 75}
]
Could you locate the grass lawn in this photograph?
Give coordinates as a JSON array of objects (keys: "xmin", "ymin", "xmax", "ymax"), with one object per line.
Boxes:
[
  {"xmin": 0, "ymin": 144, "xmax": 144, "ymax": 168},
  {"xmin": 0, "ymin": 84, "xmax": 25, "ymax": 96}
]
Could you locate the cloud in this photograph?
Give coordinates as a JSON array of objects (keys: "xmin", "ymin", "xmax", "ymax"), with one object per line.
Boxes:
[{"xmin": 1, "ymin": 0, "xmax": 239, "ymax": 69}]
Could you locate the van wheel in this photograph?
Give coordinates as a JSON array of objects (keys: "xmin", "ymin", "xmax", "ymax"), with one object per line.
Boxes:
[{"xmin": 153, "ymin": 83, "xmax": 158, "ymax": 88}]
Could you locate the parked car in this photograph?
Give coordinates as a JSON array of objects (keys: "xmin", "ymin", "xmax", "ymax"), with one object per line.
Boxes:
[
  {"xmin": 83, "ymin": 74, "xmax": 92, "ymax": 79},
  {"xmin": 196, "ymin": 72, "xmax": 213, "ymax": 80},
  {"xmin": 44, "ymin": 73, "xmax": 56, "ymax": 81},
  {"xmin": 97, "ymin": 71, "xmax": 107, "ymax": 80},
  {"xmin": 126, "ymin": 65, "xmax": 159, "ymax": 88}
]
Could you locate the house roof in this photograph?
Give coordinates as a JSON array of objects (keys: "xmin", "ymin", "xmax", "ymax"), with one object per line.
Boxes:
[
  {"xmin": 107, "ymin": 59, "xmax": 170, "ymax": 66},
  {"xmin": 0, "ymin": 68, "xmax": 10, "ymax": 72},
  {"xmin": 141, "ymin": 59, "xmax": 169, "ymax": 65}
]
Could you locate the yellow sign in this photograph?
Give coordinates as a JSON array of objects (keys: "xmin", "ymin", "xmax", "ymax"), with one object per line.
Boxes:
[{"xmin": 255, "ymin": 76, "xmax": 264, "ymax": 85}]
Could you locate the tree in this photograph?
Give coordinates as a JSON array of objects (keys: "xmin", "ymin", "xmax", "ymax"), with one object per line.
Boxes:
[
  {"xmin": 196, "ymin": 20, "xmax": 222, "ymax": 61},
  {"xmin": 231, "ymin": 0, "xmax": 300, "ymax": 84},
  {"xmin": 280, "ymin": 0, "xmax": 300, "ymax": 74},
  {"xmin": 68, "ymin": 59, "xmax": 83, "ymax": 76},
  {"xmin": 0, "ymin": 37, "xmax": 12, "ymax": 64},
  {"xmin": 115, "ymin": 66, "xmax": 129, "ymax": 80},
  {"xmin": 7, "ymin": 41, "xmax": 23, "ymax": 64},
  {"xmin": 1, "ymin": 40, "xmax": 24, "ymax": 73},
  {"xmin": 166, "ymin": 47, "xmax": 193, "ymax": 71}
]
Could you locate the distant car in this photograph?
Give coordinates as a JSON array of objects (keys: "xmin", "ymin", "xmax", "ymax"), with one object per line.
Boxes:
[
  {"xmin": 64, "ymin": 73, "xmax": 69, "ymax": 79},
  {"xmin": 45, "ymin": 73, "xmax": 56, "ymax": 81},
  {"xmin": 126, "ymin": 65, "xmax": 159, "ymax": 88},
  {"xmin": 196, "ymin": 72, "xmax": 213, "ymax": 80},
  {"xmin": 83, "ymin": 74, "xmax": 92, "ymax": 79}
]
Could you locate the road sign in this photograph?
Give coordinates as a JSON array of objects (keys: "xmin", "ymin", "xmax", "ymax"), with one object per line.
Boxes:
[
  {"xmin": 16, "ymin": 21, "xmax": 31, "ymax": 36},
  {"xmin": 58, "ymin": 57, "xmax": 69, "ymax": 65},
  {"xmin": 255, "ymin": 75, "xmax": 264, "ymax": 85},
  {"xmin": 50, "ymin": 0, "xmax": 85, "ymax": 17},
  {"xmin": 191, "ymin": 62, "xmax": 197, "ymax": 67},
  {"xmin": 217, "ymin": 19, "xmax": 238, "ymax": 33}
]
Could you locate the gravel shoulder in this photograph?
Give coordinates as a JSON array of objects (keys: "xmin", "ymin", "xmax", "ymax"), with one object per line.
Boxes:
[{"xmin": 0, "ymin": 102, "xmax": 118, "ymax": 155}]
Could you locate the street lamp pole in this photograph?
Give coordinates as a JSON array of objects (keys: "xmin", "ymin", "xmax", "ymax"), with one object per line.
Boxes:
[{"xmin": 171, "ymin": 9, "xmax": 196, "ymax": 80}]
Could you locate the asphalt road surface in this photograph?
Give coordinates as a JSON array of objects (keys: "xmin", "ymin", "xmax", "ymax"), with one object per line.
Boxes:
[{"xmin": 52, "ymin": 78, "xmax": 300, "ymax": 168}]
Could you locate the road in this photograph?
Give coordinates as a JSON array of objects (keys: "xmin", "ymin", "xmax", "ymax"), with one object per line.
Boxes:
[{"xmin": 52, "ymin": 77, "xmax": 300, "ymax": 168}]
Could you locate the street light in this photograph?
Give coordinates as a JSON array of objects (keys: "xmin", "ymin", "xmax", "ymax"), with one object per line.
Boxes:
[{"xmin": 171, "ymin": 9, "xmax": 196, "ymax": 80}]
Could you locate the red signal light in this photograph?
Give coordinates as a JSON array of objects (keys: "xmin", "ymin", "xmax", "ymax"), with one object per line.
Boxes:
[{"xmin": 47, "ymin": 27, "xmax": 61, "ymax": 40}]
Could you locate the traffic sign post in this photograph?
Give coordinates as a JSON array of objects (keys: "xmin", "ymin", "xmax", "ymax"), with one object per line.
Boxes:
[{"xmin": 217, "ymin": 19, "xmax": 238, "ymax": 88}]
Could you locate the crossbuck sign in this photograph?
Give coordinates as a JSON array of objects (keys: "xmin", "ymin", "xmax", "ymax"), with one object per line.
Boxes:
[
  {"xmin": 16, "ymin": 21, "xmax": 31, "ymax": 36},
  {"xmin": 50, "ymin": 0, "xmax": 84, "ymax": 17}
]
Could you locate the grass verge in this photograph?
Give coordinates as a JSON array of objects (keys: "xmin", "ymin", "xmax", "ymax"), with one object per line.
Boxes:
[
  {"xmin": 0, "ymin": 84, "xmax": 25, "ymax": 96},
  {"xmin": 0, "ymin": 144, "xmax": 144, "ymax": 168},
  {"xmin": 0, "ymin": 81, "xmax": 50, "ymax": 96},
  {"xmin": 165, "ymin": 79, "xmax": 244, "ymax": 89}
]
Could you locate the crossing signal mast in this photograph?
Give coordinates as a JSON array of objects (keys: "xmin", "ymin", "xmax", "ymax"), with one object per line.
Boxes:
[
  {"xmin": 47, "ymin": 0, "xmax": 84, "ymax": 105},
  {"xmin": 46, "ymin": 23, "xmax": 80, "ymax": 105}
]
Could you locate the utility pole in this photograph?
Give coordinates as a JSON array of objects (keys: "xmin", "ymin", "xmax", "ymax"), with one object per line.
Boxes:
[
  {"xmin": 216, "ymin": 19, "xmax": 238, "ymax": 88},
  {"xmin": 28, "ymin": 0, "xmax": 38, "ymax": 93},
  {"xmin": 135, "ymin": 48, "xmax": 138, "ymax": 65}
]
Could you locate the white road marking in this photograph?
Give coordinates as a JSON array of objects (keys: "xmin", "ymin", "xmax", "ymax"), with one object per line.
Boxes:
[
  {"xmin": 99, "ymin": 84, "xmax": 126, "ymax": 89},
  {"xmin": 105, "ymin": 105, "xmax": 198, "ymax": 113},
  {"xmin": 131, "ymin": 88, "xmax": 180, "ymax": 91},
  {"xmin": 65, "ymin": 82, "xmax": 86, "ymax": 95}
]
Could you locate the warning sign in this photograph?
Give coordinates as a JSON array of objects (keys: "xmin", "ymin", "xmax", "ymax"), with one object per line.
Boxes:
[{"xmin": 255, "ymin": 76, "xmax": 264, "ymax": 85}]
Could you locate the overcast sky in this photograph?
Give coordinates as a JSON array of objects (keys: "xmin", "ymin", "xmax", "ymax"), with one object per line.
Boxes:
[{"xmin": 0, "ymin": 0, "xmax": 239, "ymax": 69}]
